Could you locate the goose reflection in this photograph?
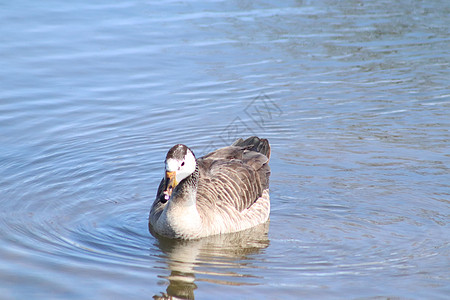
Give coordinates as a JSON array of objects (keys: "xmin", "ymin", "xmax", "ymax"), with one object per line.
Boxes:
[{"xmin": 151, "ymin": 222, "xmax": 270, "ymax": 300}]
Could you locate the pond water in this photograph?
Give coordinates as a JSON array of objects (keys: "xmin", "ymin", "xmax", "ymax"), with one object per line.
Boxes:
[{"xmin": 0, "ymin": 0, "xmax": 449, "ymax": 299}]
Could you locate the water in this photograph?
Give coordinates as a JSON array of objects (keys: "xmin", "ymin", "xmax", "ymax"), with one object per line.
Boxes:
[{"xmin": 0, "ymin": 0, "xmax": 449, "ymax": 299}]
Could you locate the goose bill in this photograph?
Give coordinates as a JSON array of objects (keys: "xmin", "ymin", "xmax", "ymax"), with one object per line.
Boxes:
[{"xmin": 163, "ymin": 171, "xmax": 177, "ymax": 200}]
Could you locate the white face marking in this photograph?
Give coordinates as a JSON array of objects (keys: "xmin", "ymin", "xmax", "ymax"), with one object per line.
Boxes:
[
  {"xmin": 165, "ymin": 149, "xmax": 196, "ymax": 183},
  {"xmin": 165, "ymin": 158, "xmax": 179, "ymax": 172}
]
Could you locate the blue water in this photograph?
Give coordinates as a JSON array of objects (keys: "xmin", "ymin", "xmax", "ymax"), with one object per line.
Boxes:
[{"xmin": 0, "ymin": 1, "xmax": 449, "ymax": 299}]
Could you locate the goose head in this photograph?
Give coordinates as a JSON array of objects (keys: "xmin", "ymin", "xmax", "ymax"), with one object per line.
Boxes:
[{"xmin": 163, "ymin": 144, "xmax": 196, "ymax": 201}]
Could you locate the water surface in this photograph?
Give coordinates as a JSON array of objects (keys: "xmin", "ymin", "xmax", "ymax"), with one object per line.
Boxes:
[{"xmin": 0, "ymin": 0, "xmax": 449, "ymax": 299}]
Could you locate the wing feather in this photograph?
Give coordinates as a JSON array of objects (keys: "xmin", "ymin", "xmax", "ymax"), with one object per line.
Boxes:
[{"xmin": 196, "ymin": 144, "xmax": 270, "ymax": 215}]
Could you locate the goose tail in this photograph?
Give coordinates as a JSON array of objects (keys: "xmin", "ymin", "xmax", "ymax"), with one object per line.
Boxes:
[{"xmin": 232, "ymin": 136, "xmax": 271, "ymax": 160}]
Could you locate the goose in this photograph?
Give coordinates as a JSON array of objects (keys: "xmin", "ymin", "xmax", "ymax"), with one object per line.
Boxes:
[{"xmin": 149, "ymin": 136, "xmax": 271, "ymax": 239}]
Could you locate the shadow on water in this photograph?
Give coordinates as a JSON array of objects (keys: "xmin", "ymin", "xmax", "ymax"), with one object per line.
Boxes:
[{"xmin": 150, "ymin": 222, "xmax": 270, "ymax": 300}]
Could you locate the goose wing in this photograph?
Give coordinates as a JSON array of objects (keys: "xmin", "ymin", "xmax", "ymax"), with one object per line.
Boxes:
[{"xmin": 196, "ymin": 144, "xmax": 270, "ymax": 213}]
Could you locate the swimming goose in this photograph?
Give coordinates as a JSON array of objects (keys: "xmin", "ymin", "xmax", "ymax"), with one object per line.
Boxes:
[{"xmin": 149, "ymin": 136, "xmax": 271, "ymax": 239}]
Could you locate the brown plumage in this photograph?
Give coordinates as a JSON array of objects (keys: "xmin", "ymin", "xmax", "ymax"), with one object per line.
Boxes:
[{"xmin": 149, "ymin": 136, "xmax": 271, "ymax": 239}]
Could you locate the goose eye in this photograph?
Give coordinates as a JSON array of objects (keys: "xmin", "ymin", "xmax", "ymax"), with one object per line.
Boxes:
[{"xmin": 181, "ymin": 161, "xmax": 185, "ymax": 167}]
